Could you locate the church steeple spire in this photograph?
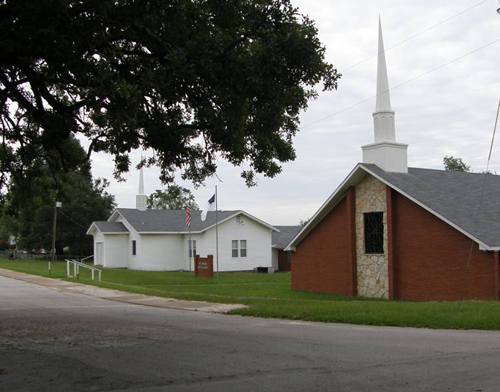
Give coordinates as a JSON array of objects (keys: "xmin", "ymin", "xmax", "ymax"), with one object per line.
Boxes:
[
  {"xmin": 373, "ymin": 17, "xmax": 395, "ymax": 143},
  {"xmin": 136, "ymin": 158, "xmax": 147, "ymax": 211},
  {"xmin": 375, "ymin": 17, "xmax": 392, "ymax": 113},
  {"xmin": 138, "ymin": 165, "xmax": 145, "ymax": 195},
  {"xmin": 362, "ymin": 17, "xmax": 408, "ymax": 173}
]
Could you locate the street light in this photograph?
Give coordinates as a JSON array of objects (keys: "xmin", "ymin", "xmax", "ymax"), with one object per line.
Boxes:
[{"xmin": 49, "ymin": 201, "xmax": 62, "ymax": 273}]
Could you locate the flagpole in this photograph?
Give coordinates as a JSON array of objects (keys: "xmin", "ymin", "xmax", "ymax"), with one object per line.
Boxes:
[
  {"xmin": 188, "ymin": 225, "xmax": 192, "ymax": 272},
  {"xmin": 215, "ymin": 185, "xmax": 219, "ymax": 278}
]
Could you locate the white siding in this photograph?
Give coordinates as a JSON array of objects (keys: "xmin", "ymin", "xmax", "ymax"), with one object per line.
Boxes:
[
  {"xmin": 102, "ymin": 235, "xmax": 129, "ymax": 268},
  {"xmin": 196, "ymin": 215, "xmax": 273, "ymax": 271},
  {"xmin": 93, "ymin": 211, "xmax": 274, "ymax": 272},
  {"xmin": 128, "ymin": 234, "xmax": 184, "ymax": 271}
]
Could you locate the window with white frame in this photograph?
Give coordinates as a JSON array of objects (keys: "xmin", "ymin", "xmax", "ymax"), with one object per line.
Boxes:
[
  {"xmin": 188, "ymin": 239, "xmax": 197, "ymax": 257},
  {"xmin": 240, "ymin": 240, "xmax": 247, "ymax": 257},
  {"xmin": 232, "ymin": 240, "xmax": 239, "ymax": 257},
  {"xmin": 132, "ymin": 240, "xmax": 136, "ymax": 255}
]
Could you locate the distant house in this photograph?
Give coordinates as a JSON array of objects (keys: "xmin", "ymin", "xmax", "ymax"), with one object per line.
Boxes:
[
  {"xmin": 286, "ymin": 22, "xmax": 500, "ymax": 301},
  {"xmin": 272, "ymin": 226, "xmax": 301, "ymax": 271},
  {"xmin": 87, "ymin": 171, "xmax": 279, "ymax": 272}
]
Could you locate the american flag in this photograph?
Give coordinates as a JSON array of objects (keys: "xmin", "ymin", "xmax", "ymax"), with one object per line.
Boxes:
[{"xmin": 185, "ymin": 207, "xmax": 191, "ymax": 228}]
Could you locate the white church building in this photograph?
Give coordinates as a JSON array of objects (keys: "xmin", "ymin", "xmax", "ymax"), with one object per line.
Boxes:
[{"xmin": 87, "ymin": 170, "xmax": 279, "ymax": 271}]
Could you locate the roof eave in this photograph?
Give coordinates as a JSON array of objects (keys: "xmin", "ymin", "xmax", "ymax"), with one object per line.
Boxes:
[
  {"xmin": 286, "ymin": 163, "xmax": 366, "ymax": 250},
  {"xmin": 201, "ymin": 211, "xmax": 278, "ymax": 233},
  {"xmin": 286, "ymin": 162, "xmax": 494, "ymax": 251},
  {"xmin": 360, "ymin": 164, "xmax": 491, "ymax": 251}
]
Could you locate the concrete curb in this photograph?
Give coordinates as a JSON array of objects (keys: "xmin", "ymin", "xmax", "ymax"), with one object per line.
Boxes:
[{"xmin": 0, "ymin": 267, "xmax": 247, "ymax": 314}]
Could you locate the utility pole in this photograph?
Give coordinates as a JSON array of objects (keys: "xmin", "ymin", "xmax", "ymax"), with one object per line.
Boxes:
[{"xmin": 49, "ymin": 201, "xmax": 62, "ymax": 273}]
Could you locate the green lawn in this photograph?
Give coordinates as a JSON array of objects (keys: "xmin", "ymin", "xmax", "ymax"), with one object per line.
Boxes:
[{"xmin": 2, "ymin": 259, "xmax": 500, "ymax": 330}]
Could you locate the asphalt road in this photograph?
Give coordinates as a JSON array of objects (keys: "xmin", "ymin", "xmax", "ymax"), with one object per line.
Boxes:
[{"xmin": 2, "ymin": 276, "xmax": 500, "ymax": 392}]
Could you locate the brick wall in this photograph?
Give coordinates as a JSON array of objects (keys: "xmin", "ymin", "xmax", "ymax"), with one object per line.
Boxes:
[
  {"xmin": 291, "ymin": 190, "xmax": 356, "ymax": 296},
  {"xmin": 392, "ymin": 191, "xmax": 497, "ymax": 301}
]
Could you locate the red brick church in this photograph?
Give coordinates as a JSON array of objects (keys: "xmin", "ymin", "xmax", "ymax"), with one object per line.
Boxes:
[{"xmin": 286, "ymin": 21, "xmax": 500, "ymax": 301}]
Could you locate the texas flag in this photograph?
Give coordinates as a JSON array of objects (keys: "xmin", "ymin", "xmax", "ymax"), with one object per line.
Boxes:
[{"xmin": 201, "ymin": 193, "xmax": 216, "ymax": 221}]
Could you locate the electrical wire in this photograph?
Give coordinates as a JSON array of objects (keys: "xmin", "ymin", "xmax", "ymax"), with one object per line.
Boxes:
[
  {"xmin": 343, "ymin": 0, "xmax": 490, "ymax": 73},
  {"xmin": 57, "ymin": 209, "xmax": 89, "ymax": 230},
  {"xmin": 305, "ymin": 37, "xmax": 500, "ymax": 128}
]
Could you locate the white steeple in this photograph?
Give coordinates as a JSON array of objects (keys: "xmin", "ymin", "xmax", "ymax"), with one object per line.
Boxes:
[
  {"xmin": 138, "ymin": 165, "xmax": 145, "ymax": 195},
  {"xmin": 362, "ymin": 17, "xmax": 408, "ymax": 173},
  {"xmin": 375, "ymin": 17, "xmax": 392, "ymax": 114},
  {"xmin": 136, "ymin": 163, "xmax": 147, "ymax": 211}
]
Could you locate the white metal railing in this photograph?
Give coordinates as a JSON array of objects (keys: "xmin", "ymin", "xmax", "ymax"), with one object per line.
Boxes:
[
  {"xmin": 80, "ymin": 255, "xmax": 94, "ymax": 263},
  {"xmin": 66, "ymin": 259, "xmax": 102, "ymax": 281}
]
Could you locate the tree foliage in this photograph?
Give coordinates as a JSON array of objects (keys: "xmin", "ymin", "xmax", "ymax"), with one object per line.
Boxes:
[
  {"xmin": 0, "ymin": 137, "xmax": 115, "ymax": 255},
  {"xmin": 0, "ymin": 0, "xmax": 340, "ymax": 188},
  {"xmin": 443, "ymin": 155, "xmax": 470, "ymax": 172},
  {"xmin": 147, "ymin": 186, "xmax": 199, "ymax": 210}
]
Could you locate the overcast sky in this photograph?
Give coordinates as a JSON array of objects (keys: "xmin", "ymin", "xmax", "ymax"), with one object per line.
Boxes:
[{"xmin": 89, "ymin": 0, "xmax": 500, "ymax": 225}]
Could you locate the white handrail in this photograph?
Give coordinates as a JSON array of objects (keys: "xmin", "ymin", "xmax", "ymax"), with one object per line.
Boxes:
[
  {"xmin": 65, "ymin": 259, "xmax": 102, "ymax": 281},
  {"xmin": 80, "ymin": 255, "xmax": 94, "ymax": 263}
]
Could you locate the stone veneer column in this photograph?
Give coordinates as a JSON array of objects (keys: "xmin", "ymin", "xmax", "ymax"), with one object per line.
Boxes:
[{"xmin": 355, "ymin": 175, "xmax": 389, "ymax": 299}]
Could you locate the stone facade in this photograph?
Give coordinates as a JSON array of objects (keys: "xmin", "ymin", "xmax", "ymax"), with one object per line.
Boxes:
[{"xmin": 355, "ymin": 175, "xmax": 389, "ymax": 299}]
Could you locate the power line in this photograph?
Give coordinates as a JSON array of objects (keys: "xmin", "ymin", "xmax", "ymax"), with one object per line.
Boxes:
[
  {"xmin": 57, "ymin": 209, "xmax": 89, "ymax": 230},
  {"xmin": 305, "ymin": 37, "xmax": 500, "ymax": 128},
  {"xmin": 343, "ymin": 0, "xmax": 490, "ymax": 73}
]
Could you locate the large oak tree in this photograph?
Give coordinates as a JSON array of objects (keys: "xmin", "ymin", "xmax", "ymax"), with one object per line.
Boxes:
[{"xmin": 0, "ymin": 0, "xmax": 339, "ymax": 188}]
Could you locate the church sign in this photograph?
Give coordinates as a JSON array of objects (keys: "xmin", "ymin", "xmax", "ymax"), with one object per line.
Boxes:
[{"xmin": 195, "ymin": 255, "xmax": 214, "ymax": 278}]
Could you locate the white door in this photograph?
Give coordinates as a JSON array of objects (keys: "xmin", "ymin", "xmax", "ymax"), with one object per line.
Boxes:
[{"xmin": 96, "ymin": 242, "xmax": 103, "ymax": 265}]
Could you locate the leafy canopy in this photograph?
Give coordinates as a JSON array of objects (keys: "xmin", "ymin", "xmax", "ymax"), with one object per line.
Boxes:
[
  {"xmin": 443, "ymin": 155, "xmax": 470, "ymax": 172},
  {"xmin": 0, "ymin": 0, "xmax": 340, "ymax": 188},
  {"xmin": 147, "ymin": 186, "xmax": 199, "ymax": 210}
]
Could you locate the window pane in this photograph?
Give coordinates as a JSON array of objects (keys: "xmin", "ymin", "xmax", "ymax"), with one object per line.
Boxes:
[
  {"xmin": 188, "ymin": 240, "xmax": 197, "ymax": 257},
  {"xmin": 240, "ymin": 240, "xmax": 247, "ymax": 257},
  {"xmin": 232, "ymin": 240, "xmax": 238, "ymax": 257},
  {"xmin": 132, "ymin": 240, "xmax": 136, "ymax": 255},
  {"xmin": 364, "ymin": 212, "xmax": 384, "ymax": 254}
]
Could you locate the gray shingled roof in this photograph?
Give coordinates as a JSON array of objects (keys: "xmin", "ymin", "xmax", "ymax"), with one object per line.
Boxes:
[
  {"xmin": 363, "ymin": 164, "xmax": 500, "ymax": 248},
  {"xmin": 115, "ymin": 209, "xmax": 242, "ymax": 232},
  {"xmin": 272, "ymin": 226, "xmax": 302, "ymax": 249},
  {"xmin": 93, "ymin": 221, "xmax": 129, "ymax": 233},
  {"xmin": 288, "ymin": 163, "xmax": 500, "ymax": 251}
]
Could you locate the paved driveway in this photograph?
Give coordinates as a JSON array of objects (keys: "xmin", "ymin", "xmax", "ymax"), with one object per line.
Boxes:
[{"xmin": 1, "ymin": 275, "xmax": 500, "ymax": 392}]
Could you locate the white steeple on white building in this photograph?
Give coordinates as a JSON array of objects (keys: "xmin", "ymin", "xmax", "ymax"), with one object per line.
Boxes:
[
  {"xmin": 362, "ymin": 17, "xmax": 408, "ymax": 173},
  {"xmin": 136, "ymin": 164, "xmax": 147, "ymax": 211}
]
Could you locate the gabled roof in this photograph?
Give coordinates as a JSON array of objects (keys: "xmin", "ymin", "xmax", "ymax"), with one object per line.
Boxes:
[
  {"xmin": 286, "ymin": 163, "xmax": 500, "ymax": 251},
  {"xmin": 106, "ymin": 209, "xmax": 277, "ymax": 234},
  {"xmin": 86, "ymin": 221, "xmax": 129, "ymax": 235},
  {"xmin": 272, "ymin": 226, "xmax": 302, "ymax": 249}
]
